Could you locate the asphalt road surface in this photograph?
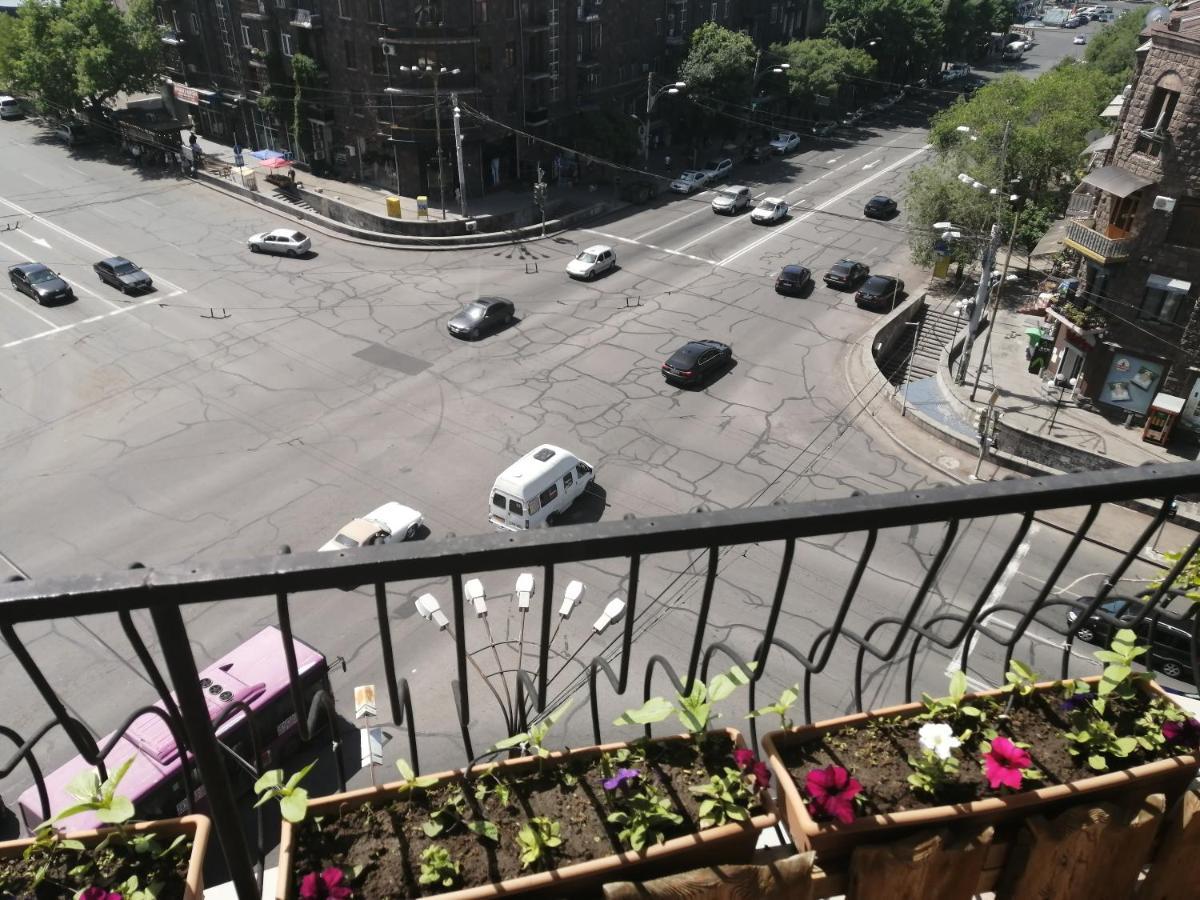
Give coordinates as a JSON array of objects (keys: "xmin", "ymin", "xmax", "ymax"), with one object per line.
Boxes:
[{"xmin": 0, "ymin": 15, "xmax": 1181, "ymax": 843}]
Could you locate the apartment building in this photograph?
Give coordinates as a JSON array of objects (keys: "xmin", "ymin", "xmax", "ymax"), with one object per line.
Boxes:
[
  {"xmin": 156, "ymin": 0, "xmax": 818, "ymax": 198},
  {"xmin": 1057, "ymin": 6, "xmax": 1200, "ymax": 429}
]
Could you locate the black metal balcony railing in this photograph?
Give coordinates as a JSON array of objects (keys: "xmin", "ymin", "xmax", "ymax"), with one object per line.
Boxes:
[{"xmin": 4, "ymin": 464, "xmax": 1200, "ymax": 898}]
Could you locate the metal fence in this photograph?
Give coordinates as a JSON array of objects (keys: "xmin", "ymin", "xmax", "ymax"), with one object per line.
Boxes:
[{"xmin": 3, "ymin": 462, "xmax": 1200, "ymax": 898}]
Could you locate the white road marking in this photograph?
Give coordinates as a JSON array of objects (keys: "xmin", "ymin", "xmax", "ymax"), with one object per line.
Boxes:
[
  {"xmin": 134, "ymin": 197, "xmax": 160, "ymax": 210},
  {"xmin": 580, "ymin": 229, "xmax": 719, "ymax": 266},
  {"xmin": 15, "ymin": 230, "xmax": 50, "ymax": 249},
  {"xmin": 633, "ymin": 191, "xmax": 716, "ymax": 240},
  {"xmin": 717, "ymin": 145, "xmax": 930, "ymax": 268},
  {"xmin": 0, "ymin": 237, "xmax": 119, "ymax": 311},
  {"xmin": 862, "ymin": 160, "xmax": 880, "ymax": 170},
  {"xmin": 0, "ymin": 288, "xmax": 56, "ymax": 328},
  {"xmin": 672, "ymin": 192, "xmax": 768, "ymax": 252},
  {"xmin": 1, "ymin": 289, "xmax": 183, "ymax": 350},
  {"xmin": 826, "ymin": 156, "xmax": 842, "ymax": 164},
  {"xmin": 67, "ymin": 166, "xmax": 88, "ymax": 177},
  {"xmin": 0, "ymin": 193, "xmax": 187, "ymax": 294},
  {"xmin": 22, "ymin": 173, "xmax": 52, "ymax": 188}
]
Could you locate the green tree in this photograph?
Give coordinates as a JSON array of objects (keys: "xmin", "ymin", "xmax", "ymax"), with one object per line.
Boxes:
[
  {"xmin": 906, "ymin": 157, "xmax": 1001, "ymax": 267},
  {"xmin": 289, "ymin": 52, "xmax": 318, "ymax": 157},
  {"xmin": 0, "ymin": 15, "xmax": 19, "ymax": 90},
  {"xmin": 678, "ymin": 22, "xmax": 757, "ymax": 108},
  {"xmin": 7, "ymin": 0, "xmax": 160, "ymax": 115},
  {"xmin": 1085, "ymin": 9, "xmax": 1148, "ymax": 80},
  {"xmin": 773, "ymin": 39, "xmax": 876, "ymax": 114},
  {"xmin": 823, "ymin": 0, "xmax": 944, "ymax": 83},
  {"xmin": 574, "ymin": 109, "xmax": 639, "ymax": 164}
]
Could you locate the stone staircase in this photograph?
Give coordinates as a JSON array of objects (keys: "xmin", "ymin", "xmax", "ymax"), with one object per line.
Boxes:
[
  {"xmin": 879, "ymin": 304, "xmax": 963, "ymax": 386},
  {"xmin": 270, "ymin": 188, "xmax": 316, "ymax": 213}
]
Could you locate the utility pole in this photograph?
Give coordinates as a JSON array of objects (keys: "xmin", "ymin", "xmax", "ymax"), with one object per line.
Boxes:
[
  {"xmin": 452, "ymin": 93, "xmax": 467, "ymax": 219},
  {"xmin": 970, "ymin": 203, "xmax": 1022, "ymax": 402},
  {"xmin": 642, "ymin": 71, "xmax": 652, "ymax": 164},
  {"xmin": 432, "ymin": 75, "xmax": 446, "ymax": 219}
]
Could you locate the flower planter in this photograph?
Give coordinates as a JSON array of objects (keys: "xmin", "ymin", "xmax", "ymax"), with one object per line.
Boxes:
[
  {"xmin": 277, "ymin": 728, "xmax": 776, "ymax": 899},
  {"xmin": 763, "ymin": 677, "xmax": 1200, "ymax": 860},
  {"xmin": 0, "ymin": 814, "xmax": 210, "ymax": 900}
]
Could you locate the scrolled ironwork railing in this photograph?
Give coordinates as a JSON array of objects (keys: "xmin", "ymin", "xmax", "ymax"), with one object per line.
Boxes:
[{"xmin": 2, "ymin": 463, "xmax": 1200, "ymax": 899}]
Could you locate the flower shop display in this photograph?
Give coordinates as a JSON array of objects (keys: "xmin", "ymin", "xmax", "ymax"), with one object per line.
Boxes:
[
  {"xmin": 273, "ymin": 666, "xmax": 776, "ymax": 898},
  {"xmin": 0, "ymin": 757, "xmax": 210, "ymax": 899},
  {"xmin": 763, "ymin": 630, "xmax": 1200, "ymax": 858}
]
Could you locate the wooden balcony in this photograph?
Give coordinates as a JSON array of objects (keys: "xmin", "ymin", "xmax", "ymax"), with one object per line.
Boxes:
[{"xmin": 1063, "ymin": 220, "xmax": 1133, "ymax": 265}]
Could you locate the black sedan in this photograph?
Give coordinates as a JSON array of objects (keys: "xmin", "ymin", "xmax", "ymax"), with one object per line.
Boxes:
[
  {"xmin": 823, "ymin": 259, "xmax": 870, "ymax": 290},
  {"xmin": 93, "ymin": 256, "xmax": 153, "ymax": 294},
  {"xmin": 855, "ymin": 275, "xmax": 905, "ymax": 311},
  {"xmin": 662, "ymin": 340, "xmax": 732, "ymax": 386},
  {"xmin": 447, "ymin": 296, "xmax": 515, "ymax": 339},
  {"xmin": 1066, "ymin": 596, "xmax": 1196, "ymax": 683},
  {"xmin": 775, "ymin": 265, "xmax": 812, "ymax": 296},
  {"xmin": 864, "ymin": 195, "xmax": 898, "ymax": 218},
  {"xmin": 8, "ymin": 262, "xmax": 74, "ymax": 305}
]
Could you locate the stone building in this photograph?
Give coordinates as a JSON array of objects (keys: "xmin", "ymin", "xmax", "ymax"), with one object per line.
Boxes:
[
  {"xmin": 1058, "ymin": 6, "xmax": 1200, "ymax": 430},
  {"xmin": 155, "ymin": 0, "xmax": 820, "ymax": 200}
]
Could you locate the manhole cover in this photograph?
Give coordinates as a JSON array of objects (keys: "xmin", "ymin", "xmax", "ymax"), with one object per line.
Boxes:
[{"xmin": 938, "ymin": 456, "xmax": 960, "ymax": 470}]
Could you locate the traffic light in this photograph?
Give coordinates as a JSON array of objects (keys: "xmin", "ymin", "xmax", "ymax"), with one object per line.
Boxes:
[
  {"xmin": 973, "ymin": 408, "xmax": 987, "ymax": 436},
  {"xmin": 533, "ymin": 182, "xmax": 547, "ymax": 207}
]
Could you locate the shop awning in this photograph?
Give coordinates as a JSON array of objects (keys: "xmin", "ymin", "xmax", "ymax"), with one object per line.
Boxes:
[
  {"xmin": 1147, "ymin": 274, "xmax": 1192, "ymax": 293},
  {"xmin": 1101, "ymin": 94, "xmax": 1125, "ymax": 119},
  {"xmin": 1080, "ymin": 165, "xmax": 1154, "ymax": 198},
  {"xmin": 1081, "ymin": 134, "xmax": 1114, "ymax": 155},
  {"xmin": 1030, "ymin": 217, "xmax": 1071, "ymax": 258}
]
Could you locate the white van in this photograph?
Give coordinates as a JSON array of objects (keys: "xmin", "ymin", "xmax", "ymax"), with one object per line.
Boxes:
[
  {"xmin": 489, "ymin": 445, "xmax": 594, "ymax": 530},
  {"xmin": 0, "ymin": 96, "xmax": 22, "ymax": 120}
]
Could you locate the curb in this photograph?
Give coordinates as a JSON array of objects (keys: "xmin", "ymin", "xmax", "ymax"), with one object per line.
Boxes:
[{"xmin": 194, "ymin": 172, "xmax": 620, "ymax": 251}]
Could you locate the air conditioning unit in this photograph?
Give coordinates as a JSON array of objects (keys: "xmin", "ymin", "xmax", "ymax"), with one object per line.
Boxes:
[
  {"xmin": 1153, "ymin": 195, "xmax": 1177, "ymax": 212},
  {"xmin": 344, "ymin": 144, "xmax": 356, "ymax": 158},
  {"xmin": 381, "ymin": 42, "xmax": 396, "ymax": 56}
]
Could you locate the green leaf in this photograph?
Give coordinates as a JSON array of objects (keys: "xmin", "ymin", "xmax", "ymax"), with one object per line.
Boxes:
[
  {"xmin": 64, "ymin": 769, "xmax": 101, "ymax": 805},
  {"xmin": 467, "ymin": 819, "xmax": 500, "ymax": 842},
  {"xmin": 1088, "ymin": 754, "xmax": 1108, "ymax": 771},
  {"xmin": 1099, "ymin": 665, "xmax": 1130, "ymax": 695},
  {"xmin": 678, "ymin": 704, "xmax": 709, "ymax": 735},
  {"xmin": 158, "ymin": 834, "xmax": 188, "ymax": 858},
  {"xmin": 96, "ymin": 795, "xmax": 135, "ymax": 825},
  {"xmin": 101, "ymin": 756, "xmax": 136, "ymax": 804},
  {"xmin": 707, "ymin": 663, "xmax": 754, "ymax": 703},
  {"xmin": 60, "ymin": 839, "xmax": 85, "ymax": 852},
  {"xmin": 285, "ymin": 761, "xmax": 315, "ymax": 791},
  {"xmin": 960, "ymin": 705, "xmax": 982, "ymax": 717},
  {"xmin": 948, "ymin": 669, "xmax": 968, "ymax": 701},
  {"xmin": 544, "ymin": 699, "xmax": 573, "ymax": 726},
  {"xmin": 253, "ymin": 770, "xmax": 284, "ymax": 794},
  {"xmin": 1093, "ymin": 650, "xmax": 1123, "ymax": 664},
  {"xmin": 1113, "ymin": 736, "xmax": 1139, "ymax": 757},
  {"xmin": 490, "ymin": 733, "xmax": 530, "ymax": 752},
  {"xmin": 614, "ymin": 696, "xmax": 675, "ymax": 726},
  {"xmin": 279, "ymin": 787, "xmax": 309, "ymax": 823},
  {"xmin": 52, "ymin": 803, "xmax": 101, "ymax": 825},
  {"xmin": 422, "ymin": 820, "xmax": 444, "ymax": 838},
  {"xmin": 396, "ymin": 758, "xmax": 415, "ymax": 781},
  {"xmin": 413, "ymin": 774, "xmax": 438, "ymax": 789}
]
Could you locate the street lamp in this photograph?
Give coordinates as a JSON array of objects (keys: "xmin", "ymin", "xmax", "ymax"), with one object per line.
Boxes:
[
  {"xmin": 387, "ymin": 64, "xmax": 461, "ymax": 219},
  {"xmin": 641, "ymin": 75, "xmax": 685, "ymax": 164}
]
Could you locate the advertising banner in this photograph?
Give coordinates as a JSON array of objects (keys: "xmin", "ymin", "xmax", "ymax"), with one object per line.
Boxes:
[{"xmin": 1098, "ymin": 353, "xmax": 1166, "ymax": 415}]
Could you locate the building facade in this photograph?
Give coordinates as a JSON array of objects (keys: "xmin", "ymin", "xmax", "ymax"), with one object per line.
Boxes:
[
  {"xmin": 155, "ymin": 0, "xmax": 820, "ymax": 199},
  {"xmin": 1058, "ymin": 7, "xmax": 1200, "ymax": 430}
]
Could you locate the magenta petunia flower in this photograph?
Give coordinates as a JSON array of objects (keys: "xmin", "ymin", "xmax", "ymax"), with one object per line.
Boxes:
[
  {"xmin": 602, "ymin": 767, "xmax": 640, "ymax": 791},
  {"xmin": 78, "ymin": 889, "xmax": 122, "ymax": 900},
  {"xmin": 804, "ymin": 765, "xmax": 861, "ymax": 825},
  {"xmin": 299, "ymin": 867, "xmax": 353, "ymax": 900},
  {"xmin": 732, "ymin": 748, "xmax": 756, "ymax": 769},
  {"xmin": 1163, "ymin": 718, "xmax": 1200, "ymax": 750},
  {"xmin": 732, "ymin": 748, "xmax": 771, "ymax": 790},
  {"xmin": 983, "ymin": 737, "xmax": 1031, "ymax": 791}
]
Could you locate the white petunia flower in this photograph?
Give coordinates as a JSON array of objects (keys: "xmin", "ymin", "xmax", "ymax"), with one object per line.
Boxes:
[{"xmin": 918, "ymin": 722, "xmax": 961, "ymax": 760}]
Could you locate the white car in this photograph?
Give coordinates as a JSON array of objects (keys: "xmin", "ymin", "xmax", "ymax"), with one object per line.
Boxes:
[
  {"xmin": 701, "ymin": 158, "xmax": 734, "ymax": 181},
  {"xmin": 1073, "ymin": 35, "xmax": 1087, "ymax": 44},
  {"xmin": 248, "ymin": 228, "xmax": 312, "ymax": 256},
  {"xmin": 770, "ymin": 131, "xmax": 801, "ymax": 153},
  {"xmin": 320, "ymin": 502, "xmax": 423, "ymax": 551},
  {"xmin": 566, "ymin": 244, "xmax": 616, "ymax": 280},
  {"xmin": 670, "ymin": 170, "xmax": 710, "ymax": 194},
  {"xmin": 751, "ymin": 197, "xmax": 789, "ymax": 224}
]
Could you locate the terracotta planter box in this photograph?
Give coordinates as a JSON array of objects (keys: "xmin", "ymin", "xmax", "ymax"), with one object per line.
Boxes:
[
  {"xmin": 763, "ymin": 677, "xmax": 1200, "ymax": 859},
  {"xmin": 0, "ymin": 814, "xmax": 211, "ymax": 900},
  {"xmin": 277, "ymin": 728, "xmax": 777, "ymax": 899}
]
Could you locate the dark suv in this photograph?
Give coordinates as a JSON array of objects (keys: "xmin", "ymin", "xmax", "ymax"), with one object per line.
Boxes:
[{"xmin": 1066, "ymin": 595, "xmax": 1197, "ymax": 684}]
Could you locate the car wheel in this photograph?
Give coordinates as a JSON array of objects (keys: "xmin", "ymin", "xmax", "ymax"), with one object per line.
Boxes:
[
  {"xmin": 1159, "ymin": 660, "xmax": 1185, "ymax": 680},
  {"xmin": 506, "ymin": 313, "xmax": 514, "ymax": 325},
  {"xmin": 287, "ymin": 249, "xmax": 298, "ymax": 258},
  {"xmin": 250, "ymin": 244, "xmax": 260, "ymax": 253},
  {"xmin": 1073, "ymin": 625, "xmax": 1095, "ymax": 644},
  {"xmin": 404, "ymin": 524, "xmax": 418, "ymax": 541},
  {"xmin": 546, "ymin": 512, "xmax": 560, "ymax": 526}
]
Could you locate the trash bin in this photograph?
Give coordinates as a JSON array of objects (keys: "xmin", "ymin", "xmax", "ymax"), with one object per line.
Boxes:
[
  {"xmin": 386, "ymin": 196, "xmax": 402, "ymax": 218},
  {"xmin": 417, "ymin": 195, "xmax": 429, "ymax": 218}
]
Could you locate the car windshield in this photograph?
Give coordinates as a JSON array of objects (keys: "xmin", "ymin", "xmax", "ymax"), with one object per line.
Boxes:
[
  {"xmin": 113, "ymin": 262, "xmax": 139, "ymax": 276},
  {"xmin": 28, "ymin": 269, "xmax": 56, "ymax": 284},
  {"xmin": 333, "ymin": 533, "xmax": 359, "ymax": 548},
  {"xmin": 667, "ymin": 348, "xmax": 700, "ymax": 367},
  {"xmin": 757, "ymin": 200, "xmax": 775, "ymax": 210},
  {"xmin": 776, "ymin": 133, "xmax": 790, "ymax": 141},
  {"xmin": 718, "ymin": 189, "xmax": 739, "ymax": 199},
  {"xmin": 832, "ymin": 262, "xmax": 852, "ymax": 274},
  {"xmin": 862, "ymin": 277, "xmax": 891, "ymax": 292},
  {"xmin": 578, "ymin": 252, "xmax": 597, "ymax": 263},
  {"xmin": 292, "ymin": 232, "xmax": 307, "ymax": 241},
  {"xmin": 465, "ymin": 304, "xmax": 487, "ymax": 319}
]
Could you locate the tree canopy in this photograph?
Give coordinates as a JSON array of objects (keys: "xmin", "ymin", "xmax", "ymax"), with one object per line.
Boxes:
[
  {"xmin": 1085, "ymin": 9, "xmax": 1149, "ymax": 80},
  {"xmin": 772, "ymin": 38, "xmax": 876, "ymax": 111},
  {"xmin": 6, "ymin": 0, "xmax": 161, "ymax": 115},
  {"xmin": 822, "ymin": 0, "xmax": 945, "ymax": 82},
  {"xmin": 677, "ymin": 22, "xmax": 757, "ymax": 107}
]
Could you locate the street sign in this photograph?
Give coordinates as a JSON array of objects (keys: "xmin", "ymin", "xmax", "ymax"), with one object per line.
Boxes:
[
  {"xmin": 354, "ymin": 684, "xmax": 377, "ymax": 719},
  {"xmin": 233, "ymin": 152, "xmax": 244, "ymax": 168},
  {"xmin": 360, "ymin": 727, "xmax": 385, "ymax": 767}
]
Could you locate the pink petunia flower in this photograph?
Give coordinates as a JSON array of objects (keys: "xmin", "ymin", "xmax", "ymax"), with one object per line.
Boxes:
[
  {"xmin": 299, "ymin": 867, "xmax": 353, "ymax": 900},
  {"xmin": 804, "ymin": 765, "xmax": 862, "ymax": 825},
  {"xmin": 1163, "ymin": 718, "xmax": 1200, "ymax": 750},
  {"xmin": 983, "ymin": 737, "xmax": 1031, "ymax": 791},
  {"xmin": 78, "ymin": 889, "xmax": 122, "ymax": 900},
  {"xmin": 732, "ymin": 749, "xmax": 772, "ymax": 790}
]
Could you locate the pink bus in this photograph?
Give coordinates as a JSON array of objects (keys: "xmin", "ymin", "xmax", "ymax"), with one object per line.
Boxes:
[{"xmin": 17, "ymin": 626, "xmax": 332, "ymax": 832}]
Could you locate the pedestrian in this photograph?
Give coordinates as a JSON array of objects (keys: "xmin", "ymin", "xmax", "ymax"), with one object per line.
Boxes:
[
  {"xmin": 664, "ymin": 154, "xmax": 671, "ymax": 171},
  {"xmin": 131, "ymin": 143, "xmax": 142, "ymax": 168}
]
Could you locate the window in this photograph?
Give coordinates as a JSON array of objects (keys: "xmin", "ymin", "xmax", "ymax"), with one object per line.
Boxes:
[
  {"xmin": 711, "ymin": 2, "xmax": 717, "ymax": 19},
  {"xmin": 1136, "ymin": 77, "xmax": 1181, "ymax": 156},
  {"xmin": 476, "ymin": 0, "xmax": 489, "ymax": 23},
  {"xmin": 563, "ymin": 471, "xmax": 573, "ymax": 488},
  {"xmin": 344, "ymin": 39, "xmax": 357, "ymax": 68},
  {"xmin": 276, "ymin": 0, "xmax": 285, "ymax": 6},
  {"xmin": 189, "ymin": 12, "xmax": 199, "ymax": 33},
  {"xmin": 279, "ymin": 32, "xmax": 292, "ymax": 56},
  {"xmin": 724, "ymin": 0, "xmax": 729, "ymax": 16},
  {"xmin": 508, "ymin": 499, "xmax": 523, "ymax": 515},
  {"xmin": 492, "ymin": 493, "xmax": 505, "ymax": 509},
  {"xmin": 509, "ymin": 0, "xmax": 517, "ymax": 16},
  {"xmin": 594, "ymin": 23, "xmax": 602, "ymax": 49},
  {"xmin": 1167, "ymin": 200, "xmax": 1200, "ymax": 249},
  {"xmin": 172, "ymin": 10, "xmax": 180, "ymax": 31},
  {"xmin": 262, "ymin": 29, "xmax": 271, "ymax": 51},
  {"xmin": 770, "ymin": 3, "xmax": 780, "ymax": 23},
  {"xmin": 576, "ymin": 33, "xmax": 583, "ymax": 61},
  {"xmin": 371, "ymin": 45, "xmax": 386, "ymax": 74},
  {"xmin": 539, "ymin": 483, "xmax": 559, "ymax": 506},
  {"xmin": 576, "ymin": 462, "xmax": 591, "ymax": 477},
  {"xmin": 337, "ymin": 0, "xmax": 348, "ymax": 18},
  {"xmin": 1140, "ymin": 275, "xmax": 1192, "ymax": 325},
  {"xmin": 478, "ymin": 45, "xmax": 492, "ymax": 72},
  {"xmin": 505, "ymin": 42, "xmax": 516, "ymax": 67},
  {"xmin": 655, "ymin": 16, "xmax": 662, "ymax": 34}
]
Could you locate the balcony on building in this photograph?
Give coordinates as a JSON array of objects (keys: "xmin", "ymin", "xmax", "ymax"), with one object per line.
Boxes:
[
  {"xmin": 525, "ymin": 107, "xmax": 550, "ymax": 126},
  {"xmin": 240, "ymin": 1, "xmax": 269, "ymax": 22},
  {"xmin": 577, "ymin": 0, "xmax": 600, "ymax": 22},
  {"xmin": 1063, "ymin": 220, "xmax": 1134, "ymax": 265},
  {"xmin": 1062, "ymin": 165, "xmax": 1155, "ymax": 265},
  {"xmin": 159, "ymin": 28, "xmax": 185, "ymax": 46},
  {"xmin": 522, "ymin": 0, "xmax": 550, "ymax": 31},
  {"xmin": 380, "ymin": 26, "xmax": 478, "ymax": 45},
  {"xmin": 291, "ymin": 8, "xmax": 322, "ymax": 28}
]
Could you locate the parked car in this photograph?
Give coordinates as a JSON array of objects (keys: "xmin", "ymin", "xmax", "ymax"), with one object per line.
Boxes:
[
  {"xmin": 812, "ymin": 120, "xmax": 837, "ymax": 136},
  {"xmin": 670, "ymin": 170, "xmax": 710, "ymax": 194},
  {"xmin": 770, "ymin": 131, "xmax": 802, "ymax": 154},
  {"xmin": 701, "ymin": 158, "xmax": 734, "ymax": 182},
  {"xmin": 855, "ymin": 275, "xmax": 905, "ymax": 311},
  {"xmin": 8, "ymin": 263, "xmax": 74, "ymax": 305},
  {"xmin": 661, "ymin": 340, "xmax": 733, "ymax": 386},
  {"xmin": 823, "ymin": 258, "xmax": 870, "ymax": 290},
  {"xmin": 1073, "ymin": 34, "xmax": 1087, "ymax": 44},
  {"xmin": 566, "ymin": 244, "xmax": 616, "ymax": 280},
  {"xmin": 248, "ymin": 228, "xmax": 311, "ymax": 256},
  {"xmin": 864, "ymin": 195, "xmax": 898, "ymax": 219},
  {"xmin": 774, "ymin": 265, "xmax": 812, "ymax": 296},
  {"xmin": 0, "ymin": 96, "xmax": 22, "ymax": 120},
  {"xmin": 54, "ymin": 120, "xmax": 102, "ymax": 146},
  {"xmin": 743, "ymin": 143, "xmax": 773, "ymax": 164},
  {"xmin": 1066, "ymin": 596, "xmax": 1197, "ymax": 683},
  {"xmin": 447, "ymin": 296, "xmax": 515, "ymax": 339},
  {"xmin": 93, "ymin": 256, "xmax": 153, "ymax": 294},
  {"xmin": 750, "ymin": 197, "xmax": 789, "ymax": 224},
  {"xmin": 320, "ymin": 502, "xmax": 423, "ymax": 551},
  {"xmin": 619, "ymin": 179, "xmax": 657, "ymax": 203},
  {"xmin": 711, "ymin": 185, "xmax": 752, "ymax": 215}
]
